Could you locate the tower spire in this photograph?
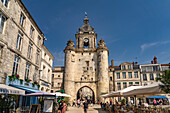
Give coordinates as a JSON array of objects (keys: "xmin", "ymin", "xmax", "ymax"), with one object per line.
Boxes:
[{"xmin": 85, "ymin": 12, "xmax": 87, "ymax": 18}]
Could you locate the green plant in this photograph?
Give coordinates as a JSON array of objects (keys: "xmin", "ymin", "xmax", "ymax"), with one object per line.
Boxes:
[
  {"xmin": 121, "ymin": 98, "xmax": 126, "ymax": 105},
  {"xmin": 9, "ymin": 76, "xmax": 13, "ymax": 81},
  {"xmin": 20, "ymin": 79, "xmax": 23, "ymax": 84},
  {"xmin": 37, "ymin": 84, "xmax": 40, "ymax": 88},
  {"xmin": 26, "ymin": 79, "xmax": 30, "ymax": 83},
  {"xmin": 32, "ymin": 83, "xmax": 35, "ymax": 87},
  {"xmin": 156, "ymin": 70, "xmax": 170, "ymax": 93}
]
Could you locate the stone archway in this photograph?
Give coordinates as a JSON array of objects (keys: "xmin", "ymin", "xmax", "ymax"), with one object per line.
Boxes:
[{"xmin": 77, "ymin": 86, "xmax": 95, "ymax": 103}]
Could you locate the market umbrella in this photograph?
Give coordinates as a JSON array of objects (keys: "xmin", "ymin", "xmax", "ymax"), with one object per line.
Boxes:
[
  {"xmin": 123, "ymin": 82, "xmax": 164, "ymax": 97},
  {"xmin": 53, "ymin": 92, "xmax": 71, "ymax": 97}
]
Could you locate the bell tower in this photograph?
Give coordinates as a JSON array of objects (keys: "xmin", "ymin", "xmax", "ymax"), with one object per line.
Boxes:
[{"xmin": 75, "ymin": 13, "xmax": 97, "ymax": 51}]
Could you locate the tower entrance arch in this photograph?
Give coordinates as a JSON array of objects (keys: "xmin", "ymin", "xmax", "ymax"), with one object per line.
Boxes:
[{"xmin": 77, "ymin": 86, "xmax": 95, "ymax": 103}]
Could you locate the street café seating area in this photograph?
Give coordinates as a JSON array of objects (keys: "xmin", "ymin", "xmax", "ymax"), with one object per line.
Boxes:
[{"xmin": 104, "ymin": 104, "xmax": 170, "ymax": 113}]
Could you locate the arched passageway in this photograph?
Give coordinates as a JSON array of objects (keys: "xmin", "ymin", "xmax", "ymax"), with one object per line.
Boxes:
[{"xmin": 77, "ymin": 86, "xmax": 95, "ymax": 103}]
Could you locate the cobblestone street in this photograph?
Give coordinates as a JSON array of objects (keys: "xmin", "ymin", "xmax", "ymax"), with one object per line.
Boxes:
[{"xmin": 66, "ymin": 105, "xmax": 107, "ymax": 113}]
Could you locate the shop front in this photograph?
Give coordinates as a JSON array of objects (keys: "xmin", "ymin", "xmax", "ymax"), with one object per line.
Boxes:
[{"xmin": 6, "ymin": 76, "xmax": 41, "ymax": 108}]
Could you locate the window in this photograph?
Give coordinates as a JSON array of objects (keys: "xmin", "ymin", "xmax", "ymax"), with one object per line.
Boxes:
[
  {"xmin": 143, "ymin": 74, "xmax": 147, "ymax": 81},
  {"xmin": 1, "ymin": 0, "xmax": 9, "ymax": 7},
  {"xmin": 153, "ymin": 66, "xmax": 159, "ymax": 71},
  {"xmin": 110, "ymin": 77, "xmax": 112, "ymax": 81},
  {"xmin": 86, "ymin": 61, "xmax": 89, "ymax": 66},
  {"xmin": 19, "ymin": 13, "xmax": 25, "ymax": 26},
  {"xmin": 91, "ymin": 78, "xmax": 93, "ymax": 81},
  {"xmin": 117, "ymin": 83, "xmax": 121, "ymax": 90},
  {"xmin": 122, "ymin": 72, "xmax": 126, "ymax": 79},
  {"xmin": 25, "ymin": 62, "xmax": 31, "ymax": 80},
  {"xmin": 128, "ymin": 65, "xmax": 131, "ymax": 69},
  {"xmin": 36, "ymin": 50, "xmax": 40, "ymax": 64},
  {"xmin": 58, "ymin": 83, "xmax": 60, "ymax": 86},
  {"xmin": 33, "ymin": 68, "xmax": 38, "ymax": 81},
  {"xmin": 129, "ymin": 82, "xmax": 133, "ymax": 86},
  {"xmin": 58, "ymin": 75, "xmax": 60, "ymax": 78},
  {"xmin": 134, "ymin": 71, "xmax": 138, "ymax": 78},
  {"xmin": 30, "ymin": 26, "xmax": 34, "ymax": 38},
  {"xmin": 156, "ymin": 73, "xmax": 160, "ymax": 78},
  {"xmin": 37, "ymin": 36, "xmax": 41, "ymax": 46},
  {"xmin": 52, "ymin": 74, "xmax": 54, "ymax": 78},
  {"xmin": 123, "ymin": 82, "xmax": 127, "ymax": 88},
  {"xmin": 117, "ymin": 73, "xmax": 120, "ymax": 79},
  {"xmin": 12, "ymin": 55, "xmax": 20, "ymax": 75},
  {"xmin": 150, "ymin": 74, "xmax": 154, "ymax": 80},
  {"xmin": 122, "ymin": 65, "xmax": 126, "ymax": 70},
  {"xmin": 16, "ymin": 31, "xmax": 23, "ymax": 51},
  {"xmin": 27, "ymin": 42, "xmax": 32, "ymax": 59},
  {"xmin": 128, "ymin": 72, "xmax": 132, "ymax": 78},
  {"xmin": 0, "ymin": 14, "xmax": 6, "ymax": 33},
  {"xmin": 135, "ymin": 82, "xmax": 139, "ymax": 86}
]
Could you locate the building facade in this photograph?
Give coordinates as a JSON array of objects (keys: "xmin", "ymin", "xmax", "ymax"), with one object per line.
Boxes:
[
  {"xmin": 40, "ymin": 45, "xmax": 54, "ymax": 93},
  {"xmin": 0, "ymin": 0, "xmax": 45, "ymax": 84},
  {"xmin": 51, "ymin": 67, "xmax": 64, "ymax": 93}
]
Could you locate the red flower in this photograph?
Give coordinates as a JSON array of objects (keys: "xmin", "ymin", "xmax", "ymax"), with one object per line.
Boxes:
[
  {"xmin": 16, "ymin": 74, "xmax": 19, "ymax": 77},
  {"xmin": 34, "ymin": 81, "xmax": 38, "ymax": 84},
  {"xmin": 29, "ymin": 79, "xmax": 32, "ymax": 81}
]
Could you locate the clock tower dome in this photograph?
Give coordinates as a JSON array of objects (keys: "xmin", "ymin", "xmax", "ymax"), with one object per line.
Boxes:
[{"xmin": 75, "ymin": 14, "xmax": 97, "ymax": 51}]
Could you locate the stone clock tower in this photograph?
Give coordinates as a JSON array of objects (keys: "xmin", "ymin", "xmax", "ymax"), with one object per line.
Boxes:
[{"xmin": 64, "ymin": 14, "xmax": 109, "ymax": 102}]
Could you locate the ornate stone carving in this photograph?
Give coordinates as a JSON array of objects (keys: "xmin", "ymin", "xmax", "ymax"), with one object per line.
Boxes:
[{"xmin": 64, "ymin": 39, "xmax": 75, "ymax": 52}]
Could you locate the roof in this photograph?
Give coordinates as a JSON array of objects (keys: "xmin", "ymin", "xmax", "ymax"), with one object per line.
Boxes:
[
  {"xmin": 161, "ymin": 64, "xmax": 170, "ymax": 66},
  {"xmin": 79, "ymin": 16, "xmax": 94, "ymax": 32}
]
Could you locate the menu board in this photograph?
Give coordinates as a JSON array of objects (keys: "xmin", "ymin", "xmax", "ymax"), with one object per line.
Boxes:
[
  {"xmin": 43, "ymin": 99, "xmax": 54, "ymax": 113},
  {"xmin": 29, "ymin": 104, "xmax": 40, "ymax": 113}
]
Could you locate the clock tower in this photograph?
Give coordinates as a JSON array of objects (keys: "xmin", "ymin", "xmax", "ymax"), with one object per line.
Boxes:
[
  {"xmin": 64, "ymin": 14, "xmax": 109, "ymax": 103},
  {"xmin": 75, "ymin": 15, "xmax": 97, "ymax": 51}
]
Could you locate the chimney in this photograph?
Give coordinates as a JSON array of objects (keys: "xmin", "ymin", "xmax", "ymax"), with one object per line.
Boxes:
[
  {"xmin": 132, "ymin": 62, "xmax": 134, "ymax": 66},
  {"xmin": 111, "ymin": 59, "xmax": 114, "ymax": 66},
  {"xmin": 151, "ymin": 61, "xmax": 154, "ymax": 64},
  {"xmin": 135, "ymin": 62, "xmax": 138, "ymax": 65},
  {"xmin": 154, "ymin": 56, "xmax": 157, "ymax": 64}
]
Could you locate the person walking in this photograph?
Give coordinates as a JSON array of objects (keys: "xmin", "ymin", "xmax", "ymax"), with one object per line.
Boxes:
[
  {"xmin": 83, "ymin": 100, "xmax": 88, "ymax": 113},
  {"xmin": 77, "ymin": 99, "xmax": 80, "ymax": 108},
  {"xmin": 62, "ymin": 101, "xmax": 67, "ymax": 113},
  {"xmin": 72, "ymin": 99, "xmax": 76, "ymax": 107},
  {"xmin": 58, "ymin": 100, "xmax": 63, "ymax": 113}
]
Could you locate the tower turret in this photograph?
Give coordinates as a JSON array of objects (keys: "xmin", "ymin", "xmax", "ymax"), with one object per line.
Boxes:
[
  {"xmin": 64, "ymin": 39, "xmax": 76, "ymax": 101},
  {"xmin": 97, "ymin": 39, "xmax": 109, "ymax": 101}
]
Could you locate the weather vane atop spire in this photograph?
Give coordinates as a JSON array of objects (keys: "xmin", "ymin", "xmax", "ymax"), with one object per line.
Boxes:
[{"xmin": 85, "ymin": 12, "xmax": 87, "ymax": 17}]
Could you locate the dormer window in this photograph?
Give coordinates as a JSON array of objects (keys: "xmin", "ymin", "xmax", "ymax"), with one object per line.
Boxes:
[
  {"xmin": 128, "ymin": 65, "xmax": 131, "ymax": 69},
  {"xmin": 1, "ymin": 0, "xmax": 9, "ymax": 7},
  {"xmin": 122, "ymin": 65, "xmax": 126, "ymax": 70}
]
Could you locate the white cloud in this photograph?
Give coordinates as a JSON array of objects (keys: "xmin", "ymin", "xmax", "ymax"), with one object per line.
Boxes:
[
  {"xmin": 140, "ymin": 40, "xmax": 170, "ymax": 53},
  {"xmin": 53, "ymin": 51, "xmax": 65, "ymax": 66}
]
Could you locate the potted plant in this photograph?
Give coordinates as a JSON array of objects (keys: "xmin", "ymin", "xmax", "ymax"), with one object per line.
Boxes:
[{"xmin": 20, "ymin": 79, "xmax": 23, "ymax": 84}]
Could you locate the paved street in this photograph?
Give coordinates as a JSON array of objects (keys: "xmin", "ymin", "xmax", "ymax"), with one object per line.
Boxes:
[{"xmin": 66, "ymin": 105, "xmax": 107, "ymax": 113}]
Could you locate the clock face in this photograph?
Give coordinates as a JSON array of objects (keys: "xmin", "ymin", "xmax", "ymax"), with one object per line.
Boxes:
[{"xmin": 84, "ymin": 38, "xmax": 89, "ymax": 43}]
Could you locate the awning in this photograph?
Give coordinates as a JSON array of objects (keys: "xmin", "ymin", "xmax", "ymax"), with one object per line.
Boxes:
[
  {"xmin": 10, "ymin": 85, "xmax": 42, "ymax": 93},
  {"xmin": 0, "ymin": 84, "xmax": 25, "ymax": 95},
  {"xmin": 147, "ymin": 95, "xmax": 168, "ymax": 99}
]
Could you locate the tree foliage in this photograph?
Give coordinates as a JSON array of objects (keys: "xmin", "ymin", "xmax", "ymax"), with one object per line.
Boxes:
[{"xmin": 156, "ymin": 70, "xmax": 170, "ymax": 93}]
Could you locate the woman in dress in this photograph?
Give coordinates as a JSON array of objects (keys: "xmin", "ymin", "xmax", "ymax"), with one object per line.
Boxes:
[{"xmin": 62, "ymin": 101, "xmax": 67, "ymax": 113}]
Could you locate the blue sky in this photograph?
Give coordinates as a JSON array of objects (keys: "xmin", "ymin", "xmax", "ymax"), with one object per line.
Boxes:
[{"xmin": 23, "ymin": 0, "xmax": 170, "ymax": 66}]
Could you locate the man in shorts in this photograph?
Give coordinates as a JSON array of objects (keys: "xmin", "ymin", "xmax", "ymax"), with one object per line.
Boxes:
[{"xmin": 83, "ymin": 100, "xmax": 88, "ymax": 113}]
